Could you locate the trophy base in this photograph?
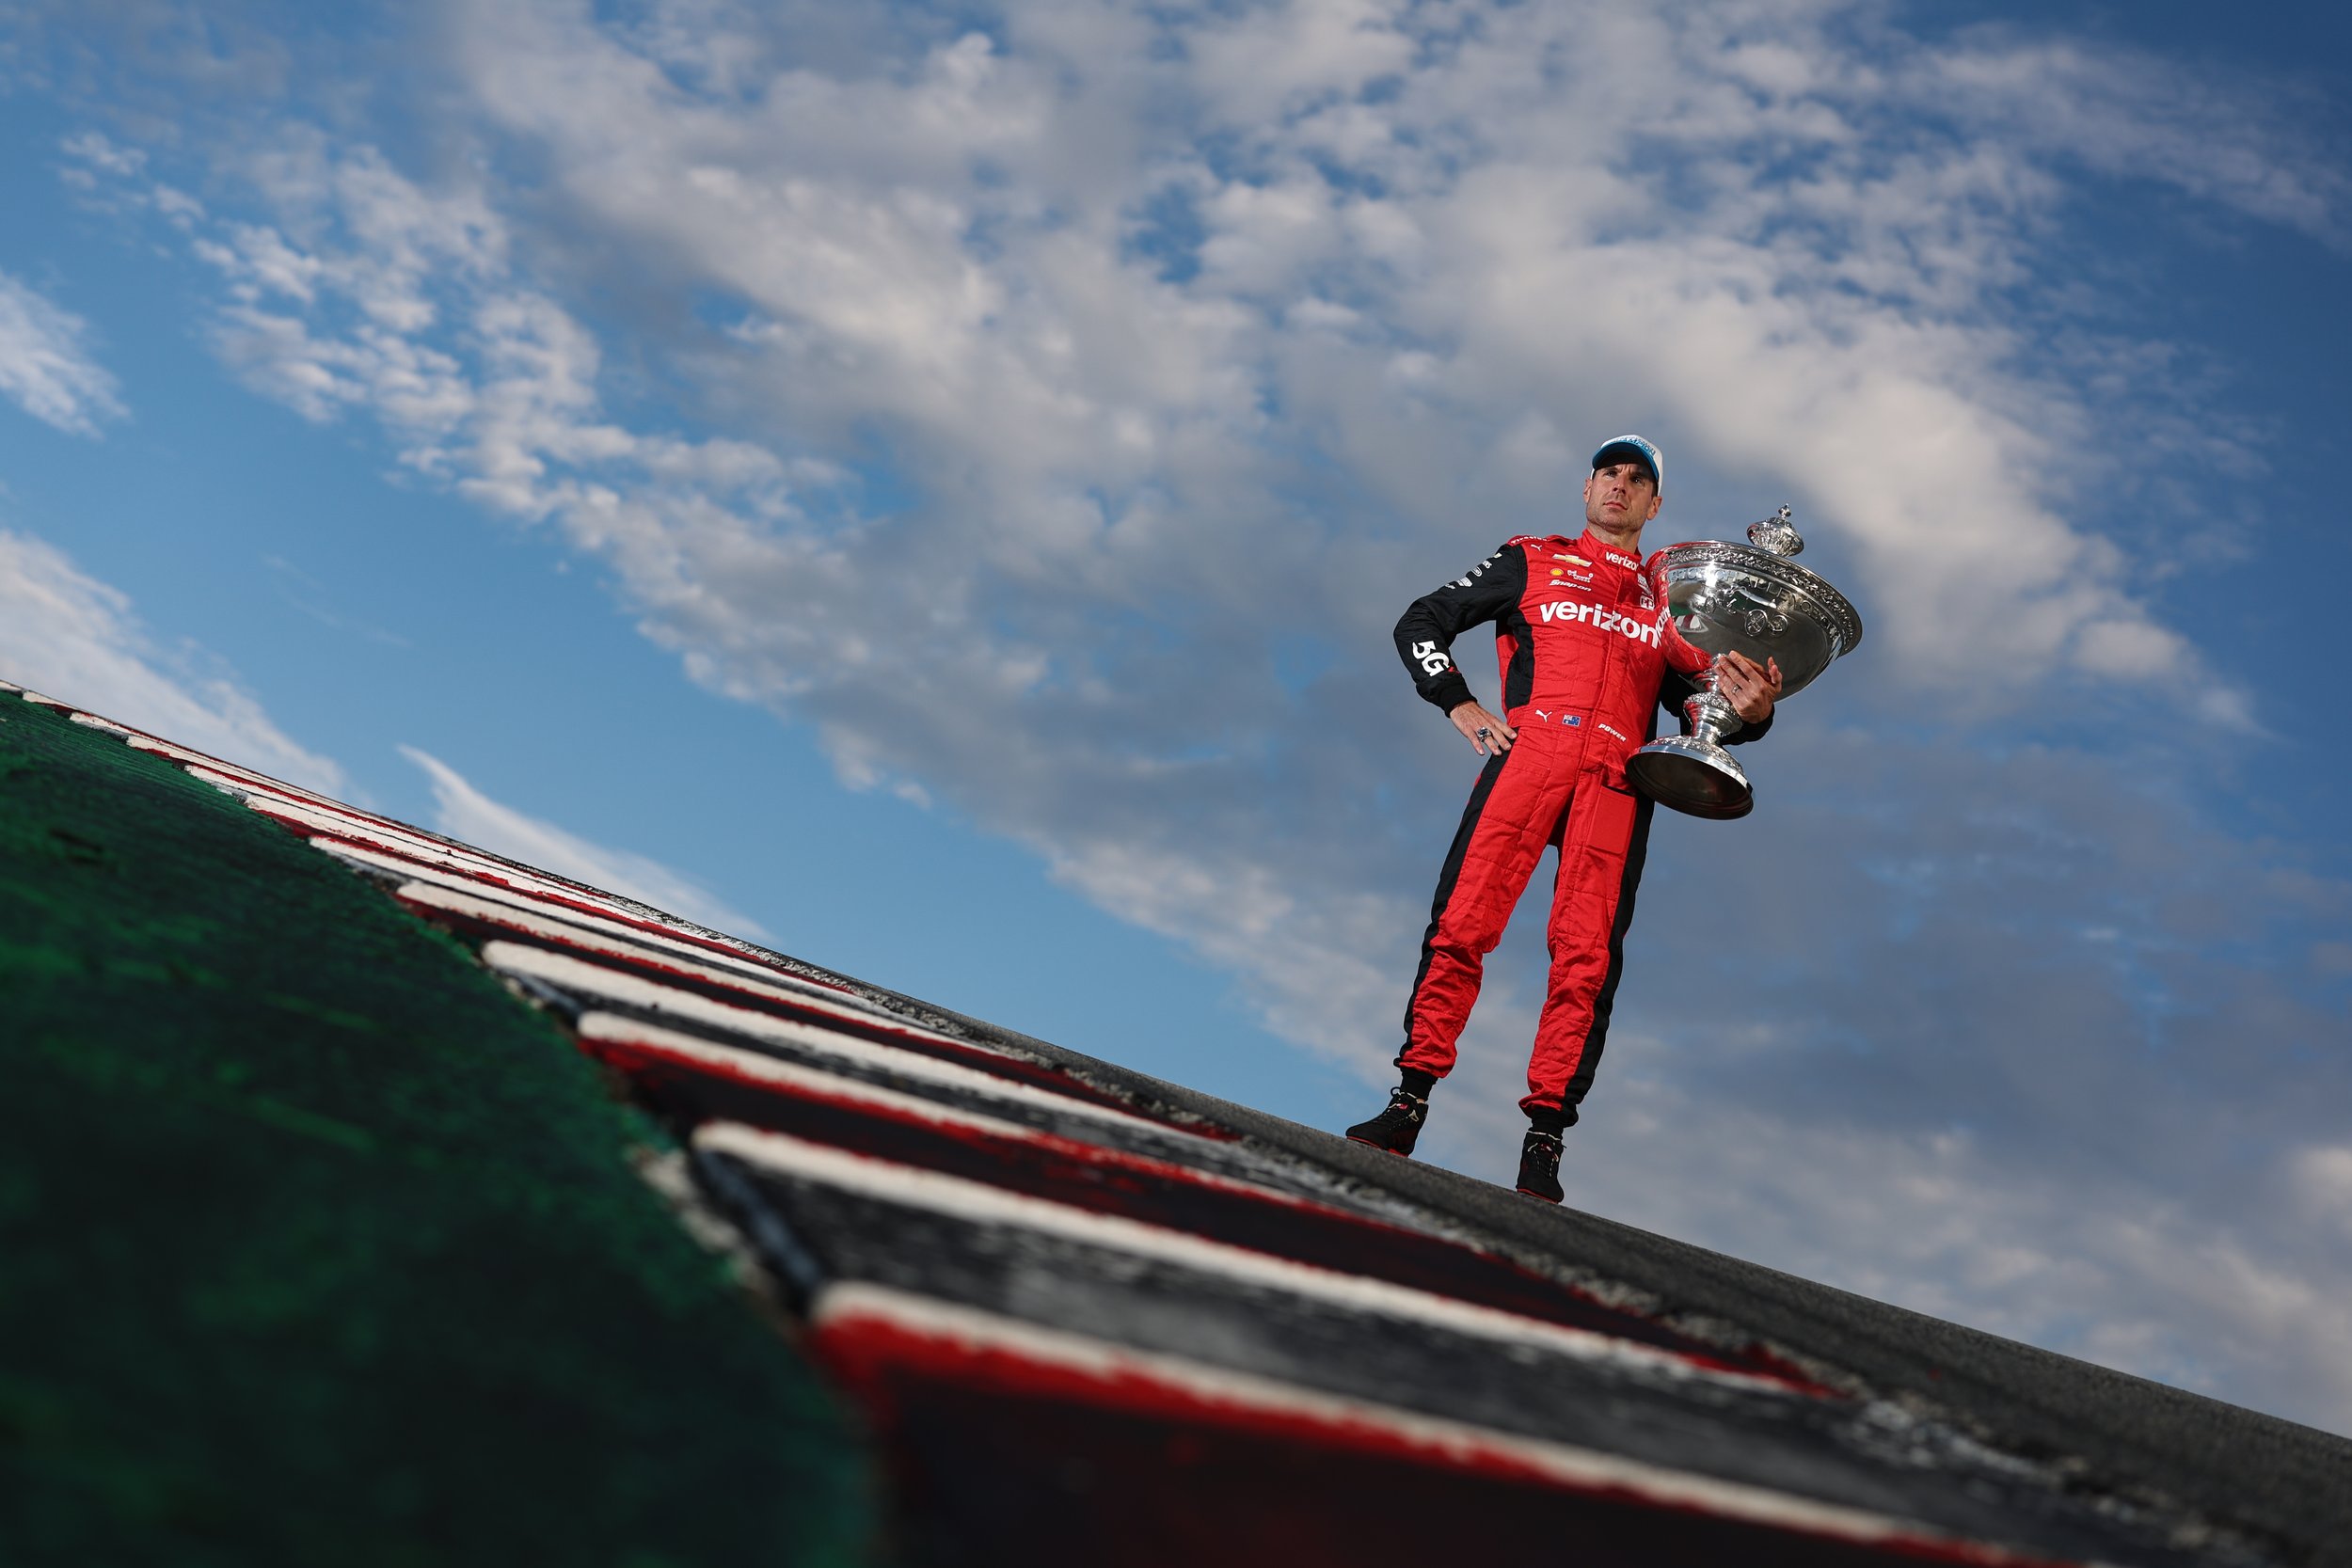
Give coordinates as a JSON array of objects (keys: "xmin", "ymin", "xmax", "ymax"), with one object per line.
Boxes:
[{"xmin": 1626, "ymin": 736, "xmax": 1754, "ymax": 820}]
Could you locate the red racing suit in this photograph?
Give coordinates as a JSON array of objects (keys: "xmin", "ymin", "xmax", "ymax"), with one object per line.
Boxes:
[{"xmin": 1392, "ymin": 530, "xmax": 1770, "ymax": 1118}]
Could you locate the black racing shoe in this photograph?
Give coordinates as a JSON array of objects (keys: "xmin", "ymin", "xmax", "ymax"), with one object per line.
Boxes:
[
  {"xmin": 1344, "ymin": 1090, "xmax": 1428, "ymax": 1156},
  {"xmin": 1516, "ymin": 1130, "xmax": 1565, "ymax": 1203}
]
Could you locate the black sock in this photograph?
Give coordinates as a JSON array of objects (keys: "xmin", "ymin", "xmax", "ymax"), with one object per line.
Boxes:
[
  {"xmin": 1398, "ymin": 1068, "xmax": 1437, "ymax": 1101},
  {"xmin": 1525, "ymin": 1105, "xmax": 1567, "ymax": 1137}
]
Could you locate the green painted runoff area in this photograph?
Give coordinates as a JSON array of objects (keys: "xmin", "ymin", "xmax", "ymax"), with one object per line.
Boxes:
[{"xmin": 0, "ymin": 696, "xmax": 876, "ymax": 1565}]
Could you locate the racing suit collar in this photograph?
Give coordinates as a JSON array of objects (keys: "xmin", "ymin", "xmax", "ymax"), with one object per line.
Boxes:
[{"xmin": 1571, "ymin": 528, "xmax": 1643, "ymax": 565}]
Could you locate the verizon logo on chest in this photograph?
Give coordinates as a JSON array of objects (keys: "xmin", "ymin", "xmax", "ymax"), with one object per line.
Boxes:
[{"xmin": 1536, "ymin": 597, "xmax": 1663, "ymax": 646}]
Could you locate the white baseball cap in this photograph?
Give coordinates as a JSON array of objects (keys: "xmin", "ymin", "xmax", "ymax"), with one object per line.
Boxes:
[{"xmin": 1591, "ymin": 434, "xmax": 1663, "ymax": 492}]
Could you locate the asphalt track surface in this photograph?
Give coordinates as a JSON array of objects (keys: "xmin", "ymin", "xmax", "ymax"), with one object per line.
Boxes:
[
  {"xmin": 898, "ymin": 1015, "xmax": 2352, "ymax": 1568},
  {"xmin": 24, "ymin": 683, "xmax": 2350, "ymax": 1568}
]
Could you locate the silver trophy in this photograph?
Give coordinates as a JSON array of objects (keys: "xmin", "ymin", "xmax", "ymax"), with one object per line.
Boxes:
[{"xmin": 1625, "ymin": 506, "xmax": 1863, "ymax": 820}]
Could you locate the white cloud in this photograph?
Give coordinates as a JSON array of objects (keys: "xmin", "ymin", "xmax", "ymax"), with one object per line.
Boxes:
[
  {"xmin": 399, "ymin": 744, "xmax": 768, "ymax": 938},
  {"xmin": 0, "ymin": 270, "xmax": 125, "ymax": 436},
  {"xmin": 0, "ymin": 530, "xmax": 341, "ymax": 792},
  {"xmin": 1914, "ymin": 34, "xmax": 2352, "ymax": 246},
  {"xmin": 2290, "ymin": 1146, "xmax": 2352, "ymax": 1242},
  {"xmin": 58, "ymin": 130, "xmax": 147, "ymax": 179}
]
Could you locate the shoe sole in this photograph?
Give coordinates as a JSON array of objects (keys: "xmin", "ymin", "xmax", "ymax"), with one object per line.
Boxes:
[
  {"xmin": 1514, "ymin": 1186, "xmax": 1561, "ymax": 1203},
  {"xmin": 1345, "ymin": 1133, "xmax": 1414, "ymax": 1156}
]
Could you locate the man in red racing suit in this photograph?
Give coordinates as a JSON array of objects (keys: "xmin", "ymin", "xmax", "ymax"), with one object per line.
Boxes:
[{"xmin": 1344, "ymin": 435, "xmax": 1783, "ymax": 1202}]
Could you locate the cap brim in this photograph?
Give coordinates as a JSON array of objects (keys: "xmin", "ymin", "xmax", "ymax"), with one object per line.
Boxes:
[{"xmin": 1591, "ymin": 443, "xmax": 1659, "ymax": 485}]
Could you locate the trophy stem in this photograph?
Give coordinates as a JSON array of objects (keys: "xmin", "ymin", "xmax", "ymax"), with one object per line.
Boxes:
[
  {"xmin": 1627, "ymin": 664, "xmax": 1754, "ymax": 820},
  {"xmin": 1684, "ymin": 680, "xmax": 1743, "ymax": 748}
]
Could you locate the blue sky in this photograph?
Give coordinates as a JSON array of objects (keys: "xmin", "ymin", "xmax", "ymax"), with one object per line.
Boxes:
[{"xmin": 4, "ymin": 0, "xmax": 2349, "ymax": 1433}]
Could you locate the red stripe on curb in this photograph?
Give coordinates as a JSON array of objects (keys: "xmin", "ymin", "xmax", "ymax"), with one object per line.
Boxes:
[{"xmin": 815, "ymin": 1305, "xmax": 2072, "ymax": 1568}]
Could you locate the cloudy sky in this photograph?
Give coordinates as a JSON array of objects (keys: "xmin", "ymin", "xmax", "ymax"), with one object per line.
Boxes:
[{"xmin": 4, "ymin": 0, "xmax": 2348, "ymax": 1434}]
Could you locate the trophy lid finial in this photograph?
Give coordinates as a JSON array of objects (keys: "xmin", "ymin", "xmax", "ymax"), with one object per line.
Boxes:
[{"xmin": 1747, "ymin": 504, "xmax": 1804, "ymax": 557}]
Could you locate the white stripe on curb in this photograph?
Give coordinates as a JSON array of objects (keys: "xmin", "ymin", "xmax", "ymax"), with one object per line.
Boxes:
[
  {"xmin": 701, "ymin": 1122, "xmax": 1801, "ymax": 1396},
  {"xmin": 522, "ymin": 948, "xmax": 1167, "ymax": 1133},
  {"xmin": 586, "ymin": 1015, "xmax": 1329, "ymax": 1209},
  {"xmin": 398, "ymin": 879, "xmax": 938, "ymax": 1040},
  {"xmin": 318, "ymin": 842, "xmax": 861, "ymax": 1002}
]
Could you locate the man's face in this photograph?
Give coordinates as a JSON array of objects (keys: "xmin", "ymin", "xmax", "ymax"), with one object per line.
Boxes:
[{"xmin": 1583, "ymin": 461, "xmax": 1661, "ymax": 531}]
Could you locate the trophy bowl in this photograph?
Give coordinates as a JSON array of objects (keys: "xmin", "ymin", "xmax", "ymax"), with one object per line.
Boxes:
[{"xmin": 1625, "ymin": 508, "xmax": 1863, "ymax": 820}]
